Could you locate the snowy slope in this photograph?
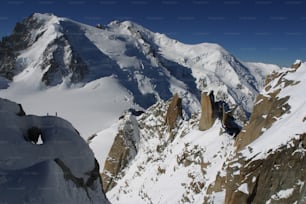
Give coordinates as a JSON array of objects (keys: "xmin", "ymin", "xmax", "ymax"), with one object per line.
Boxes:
[
  {"xmin": 0, "ymin": 98, "xmax": 109, "ymax": 203},
  {"xmin": 240, "ymin": 61, "xmax": 306, "ymax": 159},
  {"xmin": 0, "ymin": 13, "xmax": 278, "ymax": 170},
  {"xmin": 108, "ymin": 123, "xmax": 234, "ymax": 204},
  {"xmin": 223, "ymin": 61, "xmax": 306, "ymax": 203},
  {"xmin": 103, "ymin": 99, "xmax": 234, "ymax": 203},
  {"xmin": 0, "ymin": 77, "xmax": 135, "ymax": 138},
  {"xmin": 243, "ymin": 62, "xmax": 281, "ymax": 89},
  {"xmin": 105, "ymin": 62, "xmax": 305, "ymax": 204}
]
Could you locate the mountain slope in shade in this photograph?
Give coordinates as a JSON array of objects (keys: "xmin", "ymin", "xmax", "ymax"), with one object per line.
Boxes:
[
  {"xmin": 0, "ymin": 98, "xmax": 109, "ymax": 204},
  {"xmin": 0, "ymin": 13, "xmax": 279, "ymax": 170},
  {"xmin": 104, "ymin": 61, "xmax": 305, "ymax": 203}
]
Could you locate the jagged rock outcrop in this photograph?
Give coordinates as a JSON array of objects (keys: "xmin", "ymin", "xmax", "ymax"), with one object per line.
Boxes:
[
  {"xmin": 235, "ymin": 68, "xmax": 296, "ymax": 150},
  {"xmin": 199, "ymin": 91, "xmax": 216, "ymax": 131},
  {"xmin": 291, "ymin": 60, "xmax": 301, "ymax": 69},
  {"xmin": 101, "ymin": 114, "xmax": 140, "ymax": 192},
  {"xmin": 40, "ymin": 35, "xmax": 89, "ymax": 86},
  {"xmin": 222, "ymin": 63, "xmax": 306, "ymax": 203},
  {"xmin": 165, "ymin": 93, "xmax": 182, "ymax": 131},
  {"xmin": 0, "ymin": 14, "xmax": 43, "ymax": 79},
  {"xmin": 225, "ymin": 135, "xmax": 306, "ymax": 204},
  {"xmin": 221, "ymin": 104, "xmax": 241, "ymax": 136},
  {"xmin": 199, "ymin": 91, "xmax": 241, "ymax": 135},
  {"xmin": 104, "ymin": 62, "xmax": 306, "ymax": 203}
]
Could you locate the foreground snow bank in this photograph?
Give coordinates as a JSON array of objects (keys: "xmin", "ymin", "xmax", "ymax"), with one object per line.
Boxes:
[{"xmin": 0, "ymin": 98, "xmax": 109, "ymax": 204}]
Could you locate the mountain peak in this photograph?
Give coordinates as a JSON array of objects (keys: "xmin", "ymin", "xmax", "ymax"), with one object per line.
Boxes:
[{"xmin": 0, "ymin": 13, "xmax": 279, "ymax": 136}]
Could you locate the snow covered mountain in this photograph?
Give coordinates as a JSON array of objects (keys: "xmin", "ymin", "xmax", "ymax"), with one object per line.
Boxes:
[
  {"xmin": 0, "ymin": 98, "xmax": 109, "ymax": 203},
  {"xmin": 103, "ymin": 61, "xmax": 306, "ymax": 203},
  {"xmin": 0, "ymin": 13, "xmax": 278, "ymax": 127},
  {"xmin": 0, "ymin": 13, "xmax": 279, "ymax": 168},
  {"xmin": 0, "ymin": 13, "xmax": 303, "ymax": 203}
]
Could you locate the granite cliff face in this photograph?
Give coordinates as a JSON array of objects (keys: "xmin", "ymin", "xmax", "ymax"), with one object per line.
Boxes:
[
  {"xmin": 165, "ymin": 93, "xmax": 182, "ymax": 131},
  {"xmin": 101, "ymin": 113, "xmax": 140, "ymax": 192},
  {"xmin": 222, "ymin": 61, "xmax": 306, "ymax": 203},
  {"xmin": 199, "ymin": 91, "xmax": 241, "ymax": 136},
  {"xmin": 199, "ymin": 92, "xmax": 216, "ymax": 131}
]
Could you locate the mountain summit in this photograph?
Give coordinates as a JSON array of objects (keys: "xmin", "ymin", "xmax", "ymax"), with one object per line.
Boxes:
[
  {"xmin": 104, "ymin": 61, "xmax": 306, "ymax": 204},
  {"xmin": 0, "ymin": 13, "xmax": 278, "ymax": 113}
]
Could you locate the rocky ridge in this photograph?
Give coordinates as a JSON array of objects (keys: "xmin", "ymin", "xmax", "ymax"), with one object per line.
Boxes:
[{"xmin": 103, "ymin": 61, "xmax": 305, "ymax": 203}]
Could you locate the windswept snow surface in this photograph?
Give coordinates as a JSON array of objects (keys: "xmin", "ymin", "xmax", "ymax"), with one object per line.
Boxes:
[{"xmin": 0, "ymin": 98, "xmax": 109, "ymax": 204}]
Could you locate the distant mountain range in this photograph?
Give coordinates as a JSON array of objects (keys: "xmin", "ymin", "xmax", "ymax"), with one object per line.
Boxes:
[{"xmin": 0, "ymin": 12, "xmax": 279, "ymax": 113}]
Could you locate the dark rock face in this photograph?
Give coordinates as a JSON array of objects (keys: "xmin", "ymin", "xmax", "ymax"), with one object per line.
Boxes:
[
  {"xmin": 101, "ymin": 114, "xmax": 140, "ymax": 192},
  {"xmin": 165, "ymin": 93, "xmax": 182, "ymax": 131},
  {"xmin": 225, "ymin": 135, "xmax": 306, "ymax": 204},
  {"xmin": 0, "ymin": 14, "xmax": 43, "ymax": 79},
  {"xmin": 221, "ymin": 104, "xmax": 241, "ymax": 136},
  {"xmin": 40, "ymin": 35, "xmax": 88, "ymax": 86},
  {"xmin": 291, "ymin": 61, "xmax": 301, "ymax": 70}
]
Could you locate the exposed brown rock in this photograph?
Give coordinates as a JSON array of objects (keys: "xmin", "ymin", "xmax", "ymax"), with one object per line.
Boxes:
[
  {"xmin": 224, "ymin": 67, "xmax": 306, "ymax": 203},
  {"xmin": 101, "ymin": 132, "xmax": 128, "ymax": 192},
  {"xmin": 235, "ymin": 91, "xmax": 289, "ymax": 151},
  {"xmin": 235, "ymin": 69, "xmax": 298, "ymax": 150},
  {"xmin": 291, "ymin": 61, "xmax": 302, "ymax": 70},
  {"xmin": 165, "ymin": 93, "xmax": 182, "ymax": 131},
  {"xmin": 101, "ymin": 115, "xmax": 139, "ymax": 192},
  {"xmin": 225, "ymin": 135, "xmax": 306, "ymax": 204},
  {"xmin": 199, "ymin": 91, "xmax": 216, "ymax": 131}
]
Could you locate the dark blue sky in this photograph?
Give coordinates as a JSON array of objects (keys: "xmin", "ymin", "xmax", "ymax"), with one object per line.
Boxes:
[{"xmin": 1, "ymin": 0, "xmax": 305, "ymax": 66}]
